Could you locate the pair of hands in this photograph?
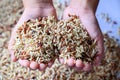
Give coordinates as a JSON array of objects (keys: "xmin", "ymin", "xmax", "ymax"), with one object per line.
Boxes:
[{"xmin": 8, "ymin": 4, "xmax": 104, "ymax": 72}]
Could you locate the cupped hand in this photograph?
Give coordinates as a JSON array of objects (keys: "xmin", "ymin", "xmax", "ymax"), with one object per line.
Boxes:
[
  {"xmin": 8, "ymin": 7, "xmax": 57, "ymax": 71},
  {"xmin": 60, "ymin": 6, "xmax": 104, "ymax": 72}
]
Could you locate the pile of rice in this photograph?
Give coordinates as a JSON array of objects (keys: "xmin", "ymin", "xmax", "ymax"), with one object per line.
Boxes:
[
  {"xmin": 38, "ymin": 34, "xmax": 120, "ymax": 80},
  {"xmin": 13, "ymin": 15, "xmax": 97, "ymax": 63},
  {"xmin": 13, "ymin": 15, "xmax": 97, "ymax": 64},
  {"xmin": 53, "ymin": 15, "xmax": 97, "ymax": 64},
  {"xmin": 13, "ymin": 16, "xmax": 58, "ymax": 63},
  {"xmin": 0, "ymin": 0, "xmax": 120, "ymax": 80}
]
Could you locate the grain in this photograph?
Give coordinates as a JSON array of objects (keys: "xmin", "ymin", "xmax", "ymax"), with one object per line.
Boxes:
[
  {"xmin": 13, "ymin": 16, "xmax": 58, "ymax": 64},
  {"xmin": 53, "ymin": 15, "xmax": 97, "ymax": 63},
  {"xmin": 0, "ymin": 0, "xmax": 120, "ymax": 79}
]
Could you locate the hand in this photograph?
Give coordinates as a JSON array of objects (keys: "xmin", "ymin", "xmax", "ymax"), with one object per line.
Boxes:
[
  {"xmin": 8, "ymin": 2, "xmax": 57, "ymax": 71},
  {"xmin": 61, "ymin": 3, "xmax": 104, "ymax": 72}
]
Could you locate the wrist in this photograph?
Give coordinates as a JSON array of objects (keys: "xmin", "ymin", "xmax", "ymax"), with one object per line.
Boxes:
[
  {"xmin": 21, "ymin": 5, "xmax": 56, "ymax": 20},
  {"xmin": 69, "ymin": 0, "xmax": 99, "ymax": 13},
  {"xmin": 22, "ymin": 0, "xmax": 54, "ymax": 9}
]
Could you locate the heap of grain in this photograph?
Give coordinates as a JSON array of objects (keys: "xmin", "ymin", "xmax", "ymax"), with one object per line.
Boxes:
[
  {"xmin": 53, "ymin": 15, "xmax": 97, "ymax": 64},
  {"xmin": 38, "ymin": 34, "xmax": 120, "ymax": 80},
  {"xmin": 0, "ymin": 0, "xmax": 120, "ymax": 79},
  {"xmin": 13, "ymin": 15, "xmax": 97, "ymax": 64},
  {"xmin": 13, "ymin": 16, "xmax": 58, "ymax": 64}
]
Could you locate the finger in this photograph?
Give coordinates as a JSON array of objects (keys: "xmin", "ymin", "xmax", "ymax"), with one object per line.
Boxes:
[
  {"xmin": 8, "ymin": 46, "xmax": 17, "ymax": 62},
  {"xmin": 94, "ymin": 34, "xmax": 104, "ymax": 66},
  {"xmin": 8, "ymin": 27, "xmax": 19, "ymax": 60},
  {"xmin": 11, "ymin": 51, "xmax": 17, "ymax": 62},
  {"xmin": 39, "ymin": 63, "xmax": 47, "ymax": 71},
  {"xmin": 66, "ymin": 58, "xmax": 75, "ymax": 67},
  {"xmin": 96, "ymin": 35, "xmax": 104, "ymax": 57},
  {"xmin": 48, "ymin": 61, "xmax": 54, "ymax": 68},
  {"xmin": 8, "ymin": 38, "xmax": 15, "ymax": 53},
  {"xmin": 59, "ymin": 58, "xmax": 64, "ymax": 64},
  {"xmin": 30, "ymin": 61, "xmax": 39, "ymax": 70},
  {"xmin": 94, "ymin": 53, "xmax": 104, "ymax": 66},
  {"xmin": 8, "ymin": 37, "xmax": 18, "ymax": 62},
  {"xmin": 75, "ymin": 59, "xmax": 84, "ymax": 70},
  {"xmin": 83, "ymin": 63, "xmax": 92, "ymax": 72},
  {"xmin": 94, "ymin": 56, "xmax": 101, "ymax": 66},
  {"xmin": 18, "ymin": 59, "xmax": 30, "ymax": 67}
]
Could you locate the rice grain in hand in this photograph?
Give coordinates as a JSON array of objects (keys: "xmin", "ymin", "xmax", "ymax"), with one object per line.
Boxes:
[
  {"xmin": 13, "ymin": 16, "xmax": 58, "ymax": 64},
  {"xmin": 53, "ymin": 15, "xmax": 98, "ymax": 64}
]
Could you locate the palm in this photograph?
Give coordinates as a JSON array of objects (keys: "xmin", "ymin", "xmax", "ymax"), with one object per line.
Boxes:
[
  {"xmin": 8, "ymin": 7, "xmax": 57, "ymax": 71},
  {"xmin": 62, "ymin": 7, "xmax": 104, "ymax": 71}
]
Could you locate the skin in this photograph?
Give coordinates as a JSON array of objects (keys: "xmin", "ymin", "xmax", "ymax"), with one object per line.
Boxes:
[
  {"xmin": 8, "ymin": 0, "xmax": 104, "ymax": 72},
  {"xmin": 8, "ymin": 0, "xmax": 57, "ymax": 71},
  {"xmin": 62, "ymin": 0, "xmax": 104, "ymax": 72}
]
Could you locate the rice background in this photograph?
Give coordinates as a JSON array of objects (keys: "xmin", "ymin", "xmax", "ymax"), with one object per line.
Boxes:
[{"xmin": 0, "ymin": 0, "xmax": 120, "ymax": 80}]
